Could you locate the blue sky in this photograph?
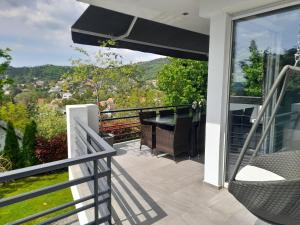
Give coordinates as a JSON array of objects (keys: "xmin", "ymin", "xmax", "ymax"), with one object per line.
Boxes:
[{"xmin": 0, "ymin": 0, "xmax": 163, "ymax": 67}]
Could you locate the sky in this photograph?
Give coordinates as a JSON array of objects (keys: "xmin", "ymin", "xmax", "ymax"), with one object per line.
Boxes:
[{"xmin": 0, "ymin": 0, "xmax": 163, "ymax": 67}]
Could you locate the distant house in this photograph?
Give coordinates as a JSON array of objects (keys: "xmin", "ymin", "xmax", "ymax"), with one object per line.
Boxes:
[
  {"xmin": 62, "ymin": 92, "xmax": 72, "ymax": 100},
  {"xmin": 57, "ymin": 80, "xmax": 65, "ymax": 86},
  {"xmin": 48, "ymin": 86, "xmax": 62, "ymax": 94},
  {"xmin": 0, "ymin": 121, "xmax": 23, "ymax": 152},
  {"xmin": 35, "ymin": 80, "xmax": 44, "ymax": 87},
  {"xmin": 99, "ymin": 98, "xmax": 115, "ymax": 110},
  {"xmin": 2, "ymin": 84, "xmax": 10, "ymax": 96}
]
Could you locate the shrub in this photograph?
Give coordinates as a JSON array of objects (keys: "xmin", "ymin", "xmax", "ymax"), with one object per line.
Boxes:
[
  {"xmin": 22, "ymin": 120, "xmax": 38, "ymax": 166},
  {"xmin": 3, "ymin": 121, "xmax": 23, "ymax": 169},
  {"xmin": 34, "ymin": 105, "xmax": 66, "ymax": 140},
  {"xmin": 0, "ymin": 155, "xmax": 12, "ymax": 172},
  {"xmin": 35, "ymin": 133, "xmax": 67, "ymax": 163},
  {"xmin": 0, "ymin": 103, "xmax": 30, "ymax": 131},
  {"xmin": 100, "ymin": 119, "xmax": 140, "ymax": 142}
]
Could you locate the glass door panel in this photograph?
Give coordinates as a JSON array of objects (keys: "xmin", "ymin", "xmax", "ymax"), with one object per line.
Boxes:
[{"xmin": 226, "ymin": 5, "xmax": 300, "ymax": 181}]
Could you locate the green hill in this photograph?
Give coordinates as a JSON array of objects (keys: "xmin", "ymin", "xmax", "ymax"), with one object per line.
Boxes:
[
  {"xmin": 5, "ymin": 65, "xmax": 72, "ymax": 84},
  {"xmin": 5, "ymin": 58, "xmax": 169, "ymax": 84},
  {"xmin": 137, "ymin": 58, "xmax": 169, "ymax": 80}
]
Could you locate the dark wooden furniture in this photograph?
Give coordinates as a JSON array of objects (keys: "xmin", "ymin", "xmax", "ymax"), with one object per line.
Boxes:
[
  {"xmin": 193, "ymin": 114, "xmax": 206, "ymax": 157},
  {"xmin": 159, "ymin": 109, "xmax": 174, "ymax": 117},
  {"xmin": 144, "ymin": 113, "xmax": 204, "ymax": 157},
  {"xmin": 139, "ymin": 111, "xmax": 157, "ymax": 152},
  {"xmin": 176, "ymin": 107, "xmax": 190, "ymax": 115},
  {"xmin": 156, "ymin": 116, "xmax": 193, "ymax": 160}
]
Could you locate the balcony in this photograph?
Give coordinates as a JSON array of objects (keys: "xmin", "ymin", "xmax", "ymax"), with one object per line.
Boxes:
[
  {"xmin": 0, "ymin": 104, "xmax": 264, "ymax": 225},
  {"xmin": 110, "ymin": 139, "xmax": 256, "ymax": 225}
]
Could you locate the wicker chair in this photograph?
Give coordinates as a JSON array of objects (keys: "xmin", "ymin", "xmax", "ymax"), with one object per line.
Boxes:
[
  {"xmin": 159, "ymin": 109, "xmax": 174, "ymax": 117},
  {"xmin": 139, "ymin": 111, "xmax": 156, "ymax": 152},
  {"xmin": 229, "ymin": 150, "xmax": 300, "ymax": 225},
  {"xmin": 156, "ymin": 116, "xmax": 192, "ymax": 160},
  {"xmin": 229, "ymin": 64, "xmax": 300, "ymax": 225}
]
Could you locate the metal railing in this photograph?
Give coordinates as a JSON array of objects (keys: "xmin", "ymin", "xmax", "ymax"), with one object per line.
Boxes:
[
  {"xmin": 0, "ymin": 119, "xmax": 116, "ymax": 225},
  {"xmin": 99, "ymin": 105, "xmax": 189, "ymax": 143}
]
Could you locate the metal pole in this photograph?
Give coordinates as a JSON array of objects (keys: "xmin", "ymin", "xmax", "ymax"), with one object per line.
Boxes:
[
  {"xmin": 251, "ymin": 74, "xmax": 289, "ymax": 159},
  {"xmin": 107, "ymin": 157, "xmax": 112, "ymax": 225},
  {"xmin": 230, "ymin": 65, "xmax": 291, "ymax": 181},
  {"xmin": 93, "ymin": 159, "xmax": 99, "ymax": 224}
]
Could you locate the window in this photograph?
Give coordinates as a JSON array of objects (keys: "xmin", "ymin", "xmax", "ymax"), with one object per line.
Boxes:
[{"xmin": 226, "ymin": 5, "xmax": 300, "ymax": 180}]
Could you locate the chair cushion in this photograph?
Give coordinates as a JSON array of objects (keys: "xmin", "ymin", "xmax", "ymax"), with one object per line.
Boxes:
[{"xmin": 236, "ymin": 165, "xmax": 285, "ymax": 181}]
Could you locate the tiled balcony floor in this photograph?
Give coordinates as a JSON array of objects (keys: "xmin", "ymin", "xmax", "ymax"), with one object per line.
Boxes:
[{"xmin": 111, "ymin": 140, "xmax": 264, "ymax": 225}]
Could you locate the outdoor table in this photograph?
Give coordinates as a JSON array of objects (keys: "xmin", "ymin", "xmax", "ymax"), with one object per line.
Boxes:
[{"xmin": 144, "ymin": 113, "xmax": 201, "ymax": 157}]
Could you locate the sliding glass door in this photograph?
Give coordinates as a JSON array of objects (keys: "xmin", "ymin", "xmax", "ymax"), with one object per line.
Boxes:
[{"xmin": 226, "ymin": 5, "xmax": 300, "ymax": 180}]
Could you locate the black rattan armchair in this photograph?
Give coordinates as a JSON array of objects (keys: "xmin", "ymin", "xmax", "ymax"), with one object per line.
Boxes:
[
  {"xmin": 156, "ymin": 116, "xmax": 192, "ymax": 160},
  {"xmin": 139, "ymin": 111, "xmax": 156, "ymax": 152}
]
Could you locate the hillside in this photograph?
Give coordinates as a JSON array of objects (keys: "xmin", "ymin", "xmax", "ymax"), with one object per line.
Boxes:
[
  {"xmin": 137, "ymin": 57, "xmax": 169, "ymax": 80},
  {"xmin": 5, "ymin": 65, "xmax": 72, "ymax": 84},
  {"xmin": 5, "ymin": 58, "xmax": 169, "ymax": 84}
]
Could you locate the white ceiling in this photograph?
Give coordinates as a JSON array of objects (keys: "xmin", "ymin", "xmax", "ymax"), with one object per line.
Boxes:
[{"xmin": 78, "ymin": 0, "xmax": 293, "ymax": 34}]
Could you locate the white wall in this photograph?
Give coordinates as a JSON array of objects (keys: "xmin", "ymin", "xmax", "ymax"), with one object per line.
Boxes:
[
  {"xmin": 204, "ymin": 12, "xmax": 231, "ymax": 187},
  {"xmin": 66, "ymin": 104, "xmax": 99, "ymax": 225}
]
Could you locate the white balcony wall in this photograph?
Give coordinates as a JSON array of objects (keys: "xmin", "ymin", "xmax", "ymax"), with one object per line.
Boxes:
[
  {"xmin": 66, "ymin": 104, "xmax": 99, "ymax": 225},
  {"xmin": 204, "ymin": 12, "xmax": 231, "ymax": 187}
]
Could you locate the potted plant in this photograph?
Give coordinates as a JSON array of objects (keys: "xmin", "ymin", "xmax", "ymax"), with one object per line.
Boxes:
[{"xmin": 99, "ymin": 131, "xmax": 114, "ymax": 146}]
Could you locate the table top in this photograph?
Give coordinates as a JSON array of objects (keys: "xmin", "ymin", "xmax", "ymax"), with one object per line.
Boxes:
[{"xmin": 143, "ymin": 113, "xmax": 201, "ymax": 127}]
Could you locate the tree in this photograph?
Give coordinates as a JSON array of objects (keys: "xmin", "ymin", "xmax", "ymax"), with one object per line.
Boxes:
[
  {"xmin": 22, "ymin": 120, "xmax": 38, "ymax": 166},
  {"xmin": 64, "ymin": 42, "xmax": 143, "ymax": 106},
  {"xmin": 14, "ymin": 90, "xmax": 39, "ymax": 106},
  {"xmin": 157, "ymin": 58, "xmax": 208, "ymax": 106},
  {"xmin": 0, "ymin": 102, "xmax": 30, "ymax": 132},
  {"xmin": 34, "ymin": 105, "xmax": 66, "ymax": 140},
  {"xmin": 3, "ymin": 121, "xmax": 22, "ymax": 169},
  {"xmin": 240, "ymin": 40, "xmax": 264, "ymax": 96},
  {"xmin": 0, "ymin": 48, "xmax": 14, "ymax": 105}
]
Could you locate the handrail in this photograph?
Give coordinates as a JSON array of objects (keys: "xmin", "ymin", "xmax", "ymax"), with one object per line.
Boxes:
[
  {"xmin": 99, "ymin": 104, "xmax": 191, "ymax": 143},
  {"xmin": 230, "ymin": 64, "xmax": 300, "ymax": 181},
  {"xmin": 0, "ymin": 151, "xmax": 112, "ymax": 182},
  {"xmin": 100, "ymin": 104, "xmax": 190, "ymax": 114},
  {"xmin": 76, "ymin": 118, "xmax": 116, "ymax": 154},
  {"xmin": 0, "ymin": 118, "xmax": 116, "ymax": 225}
]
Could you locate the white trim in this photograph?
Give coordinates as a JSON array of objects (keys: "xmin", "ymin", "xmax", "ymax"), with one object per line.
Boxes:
[
  {"xmin": 231, "ymin": 0, "xmax": 300, "ymax": 20},
  {"xmin": 72, "ymin": 28, "xmax": 209, "ymax": 56},
  {"xmin": 204, "ymin": 12, "xmax": 232, "ymax": 188},
  {"xmin": 221, "ymin": 18, "xmax": 234, "ymax": 187}
]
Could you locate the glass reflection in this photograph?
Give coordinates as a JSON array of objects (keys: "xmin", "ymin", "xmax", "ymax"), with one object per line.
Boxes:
[{"xmin": 227, "ymin": 6, "xmax": 300, "ymax": 180}]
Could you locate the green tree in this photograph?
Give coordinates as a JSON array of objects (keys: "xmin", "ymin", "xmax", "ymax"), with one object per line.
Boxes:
[
  {"xmin": 14, "ymin": 90, "xmax": 39, "ymax": 106},
  {"xmin": 22, "ymin": 120, "xmax": 38, "ymax": 166},
  {"xmin": 64, "ymin": 42, "xmax": 147, "ymax": 107},
  {"xmin": 0, "ymin": 48, "xmax": 14, "ymax": 105},
  {"xmin": 3, "ymin": 121, "xmax": 22, "ymax": 169},
  {"xmin": 240, "ymin": 40, "xmax": 264, "ymax": 96},
  {"xmin": 0, "ymin": 102, "xmax": 30, "ymax": 131},
  {"xmin": 34, "ymin": 105, "xmax": 66, "ymax": 140},
  {"xmin": 157, "ymin": 58, "xmax": 208, "ymax": 106}
]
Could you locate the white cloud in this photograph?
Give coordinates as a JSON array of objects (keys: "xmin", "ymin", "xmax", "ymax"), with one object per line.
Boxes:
[{"xmin": 0, "ymin": 0, "xmax": 163, "ymax": 67}]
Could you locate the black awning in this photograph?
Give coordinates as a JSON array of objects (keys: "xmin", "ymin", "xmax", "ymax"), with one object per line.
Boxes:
[{"xmin": 71, "ymin": 6, "xmax": 209, "ymax": 61}]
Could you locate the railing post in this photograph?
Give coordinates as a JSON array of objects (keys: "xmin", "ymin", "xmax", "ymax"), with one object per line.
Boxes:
[
  {"xmin": 93, "ymin": 159, "xmax": 99, "ymax": 224},
  {"xmin": 107, "ymin": 156, "xmax": 112, "ymax": 225}
]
